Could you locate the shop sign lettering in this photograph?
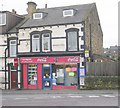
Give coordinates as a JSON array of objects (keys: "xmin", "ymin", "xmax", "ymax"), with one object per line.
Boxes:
[
  {"xmin": 68, "ymin": 57, "xmax": 79, "ymax": 62},
  {"xmin": 37, "ymin": 58, "xmax": 47, "ymax": 62},
  {"xmin": 20, "ymin": 57, "xmax": 55, "ymax": 63},
  {"xmin": 20, "ymin": 56, "xmax": 80, "ymax": 63},
  {"xmin": 57, "ymin": 56, "xmax": 80, "ymax": 63}
]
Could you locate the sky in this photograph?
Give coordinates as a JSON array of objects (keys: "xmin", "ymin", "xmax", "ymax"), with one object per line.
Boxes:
[{"xmin": 0, "ymin": 0, "xmax": 118, "ymax": 48}]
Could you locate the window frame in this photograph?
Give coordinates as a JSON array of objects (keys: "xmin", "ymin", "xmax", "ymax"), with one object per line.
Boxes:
[
  {"xmin": 0, "ymin": 13, "xmax": 6, "ymax": 26},
  {"xmin": 63, "ymin": 9, "xmax": 74, "ymax": 17},
  {"xmin": 32, "ymin": 34, "xmax": 40, "ymax": 52},
  {"xmin": 27, "ymin": 64, "xmax": 38, "ymax": 86},
  {"xmin": 30, "ymin": 30, "xmax": 52, "ymax": 53},
  {"xmin": 41, "ymin": 30, "xmax": 52, "ymax": 52},
  {"xmin": 8, "ymin": 37, "xmax": 17, "ymax": 58},
  {"xmin": 65, "ymin": 28, "xmax": 79, "ymax": 52},
  {"xmin": 30, "ymin": 31, "xmax": 41, "ymax": 52},
  {"xmin": 42, "ymin": 33, "xmax": 51, "ymax": 52},
  {"xmin": 33, "ymin": 13, "xmax": 43, "ymax": 19}
]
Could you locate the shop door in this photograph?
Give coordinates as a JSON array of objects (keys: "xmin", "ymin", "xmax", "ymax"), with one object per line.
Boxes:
[
  {"xmin": 42, "ymin": 64, "xmax": 52, "ymax": 89},
  {"xmin": 11, "ymin": 71, "xmax": 17, "ymax": 89}
]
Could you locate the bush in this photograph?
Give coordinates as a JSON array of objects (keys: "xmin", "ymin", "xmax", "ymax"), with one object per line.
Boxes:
[{"xmin": 82, "ymin": 76, "xmax": 119, "ymax": 90}]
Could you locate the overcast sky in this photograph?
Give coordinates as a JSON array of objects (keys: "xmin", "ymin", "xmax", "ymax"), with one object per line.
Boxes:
[{"xmin": 0, "ymin": 0, "xmax": 118, "ymax": 48}]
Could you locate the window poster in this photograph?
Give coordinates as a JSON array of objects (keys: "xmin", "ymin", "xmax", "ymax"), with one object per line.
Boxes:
[
  {"xmin": 34, "ymin": 73, "xmax": 37, "ymax": 80},
  {"xmin": 69, "ymin": 72, "xmax": 75, "ymax": 76}
]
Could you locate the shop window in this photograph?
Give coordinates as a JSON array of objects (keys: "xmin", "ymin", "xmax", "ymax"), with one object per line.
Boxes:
[
  {"xmin": 52, "ymin": 63, "xmax": 78, "ymax": 86},
  {"xmin": 42, "ymin": 33, "xmax": 50, "ymax": 52},
  {"xmin": 65, "ymin": 64, "xmax": 77, "ymax": 86},
  {"xmin": 55, "ymin": 64, "xmax": 65, "ymax": 85},
  {"xmin": 66, "ymin": 28, "xmax": 79, "ymax": 51},
  {"xmin": 9, "ymin": 40, "xmax": 17, "ymax": 57},
  {"xmin": 28, "ymin": 64, "xmax": 37, "ymax": 85},
  {"xmin": 32, "ymin": 34, "xmax": 40, "ymax": 52}
]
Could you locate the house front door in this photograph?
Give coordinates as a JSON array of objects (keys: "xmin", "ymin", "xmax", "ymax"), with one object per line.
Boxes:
[{"xmin": 11, "ymin": 71, "xmax": 17, "ymax": 89}]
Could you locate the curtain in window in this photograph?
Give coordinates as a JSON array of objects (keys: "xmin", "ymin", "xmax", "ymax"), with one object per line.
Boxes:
[
  {"xmin": 32, "ymin": 35, "xmax": 40, "ymax": 52},
  {"xmin": 42, "ymin": 33, "xmax": 50, "ymax": 52},
  {"xmin": 10, "ymin": 40, "xmax": 16, "ymax": 57},
  {"xmin": 68, "ymin": 31, "xmax": 77, "ymax": 51}
]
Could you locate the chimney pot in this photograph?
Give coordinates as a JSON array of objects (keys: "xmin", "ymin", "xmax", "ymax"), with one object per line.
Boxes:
[
  {"xmin": 12, "ymin": 9, "xmax": 16, "ymax": 14},
  {"xmin": 45, "ymin": 4, "xmax": 47, "ymax": 8}
]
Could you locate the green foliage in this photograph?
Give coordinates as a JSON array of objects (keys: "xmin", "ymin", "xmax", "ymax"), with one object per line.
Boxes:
[
  {"xmin": 118, "ymin": 56, "xmax": 120, "ymax": 61},
  {"xmin": 82, "ymin": 76, "xmax": 119, "ymax": 90}
]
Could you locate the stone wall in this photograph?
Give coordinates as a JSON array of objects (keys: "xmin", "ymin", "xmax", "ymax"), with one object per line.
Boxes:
[{"xmin": 85, "ymin": 4, "xmax": 103, "ymax": 56}]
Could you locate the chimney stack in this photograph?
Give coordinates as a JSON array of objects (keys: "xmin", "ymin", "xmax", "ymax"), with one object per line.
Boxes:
[
  {"xmin": 45, "ymin": 3, "xmax": 47, "ymax": 8},
  {"xmin": 12, "ymin": 9, "xmax": 16, "ymax": 14},
  {"xmin": 27, "ymin": 1, "xmax": 37, "ymax": 18}
]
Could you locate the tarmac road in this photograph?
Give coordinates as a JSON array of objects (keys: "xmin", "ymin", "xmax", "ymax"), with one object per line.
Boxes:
[{"xmin": 1, "ymin": 90, "xmax": 119, "ymax": 106}]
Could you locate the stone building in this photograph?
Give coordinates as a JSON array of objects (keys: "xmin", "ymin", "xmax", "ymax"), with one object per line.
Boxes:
[{"xmin": 0, "ymin": 2, "xmax": 103, "ymax": 89}]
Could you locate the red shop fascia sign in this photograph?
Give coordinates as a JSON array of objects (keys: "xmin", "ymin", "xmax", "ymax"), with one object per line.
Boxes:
[{"xmin": 20, "ymin": 56, "xmax": 80, "ymax": 64}]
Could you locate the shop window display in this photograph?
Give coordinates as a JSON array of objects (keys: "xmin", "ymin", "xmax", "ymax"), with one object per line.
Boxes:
[
  {"xmin": 43, "ymin": 64, "xmax": 51, "ymax": 88},
  {"xmin": 52, "ymin": 64, "xmax": 78, "ymax": 86},
  {"xmin": 65, "ymin": 64, "xmax": 77, "ymax": 86},
  {"xmin": 43, "ymin": 64, "xmax": 51, "ymax": 78},
  {"xmin": 28, "ymin": 64, "xmax": 37, "ymax": 85}
]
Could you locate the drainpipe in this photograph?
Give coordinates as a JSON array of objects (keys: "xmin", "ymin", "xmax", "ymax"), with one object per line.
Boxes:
[
  {"xmin": 5, "ymin": 34, "xmax": 8, "ymax": 90},
  {"xmin": 90, "ymin": 24, "xmax": 92, "ymax": 62},
  {"xmin": 5, "ymin": 47, "xmax": 8, "ymax": 90}
]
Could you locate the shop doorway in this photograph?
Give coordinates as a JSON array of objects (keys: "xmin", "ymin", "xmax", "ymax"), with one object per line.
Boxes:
[
  {"xmin": 42, "ymin": 64, "xmax": 52, "ymax": 89},
  {"xmin": 11, "ymin": 71, "xmax": 17, "ymax": 89}
]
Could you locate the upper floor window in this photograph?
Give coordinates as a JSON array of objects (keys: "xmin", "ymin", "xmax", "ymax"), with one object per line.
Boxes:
[
  {"xmin": 33, "ymin": 13, "xmax": 43, "ymax": 19},
  {"xmin": 63, "ymin": 9, "xmax": 75, "ymax": 17},
  {"xmin": 30, "ymin": 30, "xmax": 51, "ymax": 52},
  {"xmin": 32, "ymin": 34, "xmax": 40, "ymax": 52},
  {"xmin": 42, "ymin": 33, "xmax": 50, "ymax": 52},
  {"xmin": 66, "ymin": 28, "xmax": 79, "ymax": 51},
  {"xmin": 0, "ymin": 13, "xmax": 6, "ymax": 26},
  {"xmin": 9, "ymin": 40, "xmax": 17, "ymax": 57}
]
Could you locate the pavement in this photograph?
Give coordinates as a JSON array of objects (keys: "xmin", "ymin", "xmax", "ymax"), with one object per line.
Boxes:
[{"xmin": 1, "ymin": 89, "xmax": 119, "ymax": 94}]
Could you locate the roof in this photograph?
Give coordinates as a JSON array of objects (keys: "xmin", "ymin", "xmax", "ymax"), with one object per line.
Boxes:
[
  {"xmin": 8, "ymin": 17, "xmax": 29, "ymax": 33},
  {"xmin": 20, "ymin": 3, "xmax": 96, "ymax": 28}
]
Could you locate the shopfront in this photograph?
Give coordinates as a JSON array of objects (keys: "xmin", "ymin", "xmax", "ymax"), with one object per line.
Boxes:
[{"xmin": 20, "ymin": 56, "xmax": 80, "ymax": 90}]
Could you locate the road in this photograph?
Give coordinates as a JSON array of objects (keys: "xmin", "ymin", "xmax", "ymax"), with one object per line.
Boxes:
[{"xmin": 1, "ymin": 90, "xmax": 119, "ymax": 106}]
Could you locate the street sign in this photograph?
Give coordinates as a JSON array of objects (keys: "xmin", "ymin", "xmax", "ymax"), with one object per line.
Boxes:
[
  {"xmin": 85, "ymin": 50, "xmax": 89, "ymax": 58},
  {"xmin": 80, "ymin": 77, "xmax": 85, "ymax": 85},
  {"xmin": 80, "ymin": 68, "xmax": 85, "ymax": 77}
]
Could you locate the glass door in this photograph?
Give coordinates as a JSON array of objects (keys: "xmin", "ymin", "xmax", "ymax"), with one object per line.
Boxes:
[{"xmin": 42, "ymin": 64, "xmax": 52, "ymax": 89}]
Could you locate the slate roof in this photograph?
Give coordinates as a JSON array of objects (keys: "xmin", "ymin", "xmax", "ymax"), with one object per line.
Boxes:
[
  {"xmin": 20, "ymin": 3, "xmax": 96, "ymax": 28},
  {"xmin": 8, "ymin": 17, "xmax": 29, "ymax": 33}
]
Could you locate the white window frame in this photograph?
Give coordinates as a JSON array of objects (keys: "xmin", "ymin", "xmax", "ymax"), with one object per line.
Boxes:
[
  {"xmin": 63, "ymin": 9, "xmax": 74, "ymax": 17},
  {"xmin": 33, "ymin": 13, "xmax": 43, "ymax": 19},
  {"xmin": 32, "ymin": 34, "xmax": 40, "ymax": 52},
  {"xmin": 0, "ymin": 13, "xmax": 6, "ymax": 26},
  {"xmin": 10, "ymin": 40, "xmax": 17, "ymax": 57},
  {"xmin": 68, "ymin": 31, "xmax": 78, "ymax": 51},
  {"xmin": 42, "ymin": 33, "xmax": 50, "ymax": 52}
]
